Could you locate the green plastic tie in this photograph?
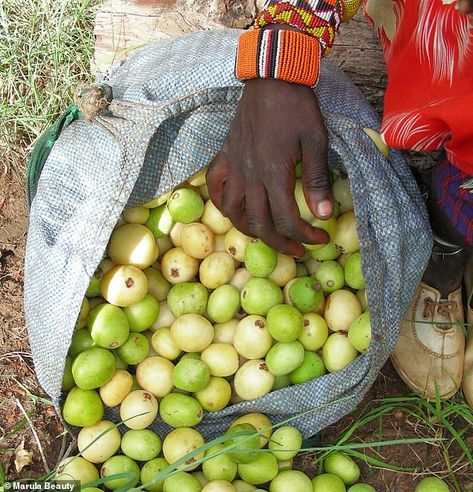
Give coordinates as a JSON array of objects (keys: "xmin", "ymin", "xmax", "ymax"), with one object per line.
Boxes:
[{"xmin": 26, "ymin": 104, "xmax": 82, "ymax": 207}]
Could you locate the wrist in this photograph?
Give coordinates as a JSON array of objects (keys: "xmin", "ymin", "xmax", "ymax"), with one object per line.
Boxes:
[{"xmin": 243, "ymin": 78, "xmax": 315, "ymax": 96}]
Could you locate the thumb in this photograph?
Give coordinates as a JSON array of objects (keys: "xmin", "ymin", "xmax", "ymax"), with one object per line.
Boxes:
[
  {"xmin": 301, "ymin": 136, "xmax": 333, "ymax": 220},
  {"xmin": 206, "ymin": 151, "xmax": 230, "ymax": 211}
]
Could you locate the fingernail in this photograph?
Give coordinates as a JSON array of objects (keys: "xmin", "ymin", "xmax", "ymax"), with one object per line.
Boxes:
[
  {"xmin": 317, "ymin": 200, "xmax": 332, "ymax": 218},
  {"xmin": 294, "ymin": 249, "xmax": 305, "ymax": 260}
]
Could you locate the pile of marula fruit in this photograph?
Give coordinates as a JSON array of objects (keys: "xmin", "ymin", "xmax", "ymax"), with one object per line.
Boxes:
[{"xmin": 57, "ymin": 166, "xmax": 375, "ymax": 491}]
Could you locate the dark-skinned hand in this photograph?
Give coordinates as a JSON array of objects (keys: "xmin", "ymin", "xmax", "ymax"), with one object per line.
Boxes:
[
  {"xmin": 207, "ymin": 78, "xmax": 333, "ymax": 258},
  {"xmin": 208, "ymin": 1, "xmax": 473, "ymax": 257}
]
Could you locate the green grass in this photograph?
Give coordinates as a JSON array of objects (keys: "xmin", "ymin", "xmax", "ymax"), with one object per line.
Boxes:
[
  {"xmin": 3, "ymin": 381, "xmax": 470, "ymax": 489},
  {"xmin": 2, "ymin": 384, "xmax": 471, "ymax": 490},
  {"xmin": 82, "ymin": 395, "xmax": 472, "ymax": 490},
  {"xmin": 315, "ymin": 393, "xmax": 473, "ymax": 491},
  {"xmin": 11, "ymin": 401, "xmax": 440, "ymax": 491},
  {"xmin": 14, "ymin": 393, "xmax": 470, "ymax": 491},
  {"xmin": 0, "ymin": 0, "xmax": 97, "ymax": 176},
  {"xmin": 10, "ymin": 377, "xmax": 54, "ymax": 406},
  {"xmin": 0, "ymin": 462, "xmax": 5, "ymax": 487}
]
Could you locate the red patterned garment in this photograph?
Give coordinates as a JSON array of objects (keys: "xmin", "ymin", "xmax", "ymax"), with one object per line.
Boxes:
[
  {"xmin": 251, "ymin": 0, "xmax": 473, "ymax": 171},
  {"xmin": 364, "ymin": 0, "xmax": 473, "ymax": 173}
]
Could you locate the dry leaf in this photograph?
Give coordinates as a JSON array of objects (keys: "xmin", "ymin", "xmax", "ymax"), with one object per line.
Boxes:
[{"xmin": 14, "ymin": 439, "xmax": 33, "ymax": 474}]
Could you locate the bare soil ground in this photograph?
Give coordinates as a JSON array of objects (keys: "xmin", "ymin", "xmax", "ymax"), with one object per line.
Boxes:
[
  {"xmin": 0, "ymin": 171, "xmax": 67, "ymax": 479},
  {"xmin": 316, "ymin": 362, "xmax": 473, "ymax": 491}
]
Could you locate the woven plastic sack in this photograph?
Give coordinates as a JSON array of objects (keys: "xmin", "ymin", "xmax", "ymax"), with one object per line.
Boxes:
[{"xmin": 25, "ymin": 29, "xmax": 432, "ymax": 438}]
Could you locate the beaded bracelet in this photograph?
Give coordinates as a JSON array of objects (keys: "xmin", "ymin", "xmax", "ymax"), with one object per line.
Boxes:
[
  {"xmin": 236, "ymin": 28, "xmax": 321, "ymax": 87},
  {"xmin": 254, "ymin": 0, "xmax": 344, "ymax": 55},
  {"xmin": 342, "ymin": 0, "xmax": 361, "ymax": 21},
  {"xmin": 235, "ymin": 0, "xmax": 361, "ymax": 87}
]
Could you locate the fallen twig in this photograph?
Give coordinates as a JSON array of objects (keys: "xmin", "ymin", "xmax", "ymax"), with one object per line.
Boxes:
[{"xmin": 14, "ymin": 398, "xmax": 49, "ymax": 473}]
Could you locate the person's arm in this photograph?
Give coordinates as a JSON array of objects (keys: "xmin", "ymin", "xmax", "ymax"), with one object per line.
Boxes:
[
  {"xmin": 207, "ymin": 1, "xmax": 360, "ymax": 257},
  {"xmin": 458, "ymin": 0, "xmax": 473, "ymax": 13}
]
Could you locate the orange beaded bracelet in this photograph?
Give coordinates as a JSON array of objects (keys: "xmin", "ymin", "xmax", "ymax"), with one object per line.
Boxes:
[{"xmin": 236, "ymin": 28, "xmax": 321, "ymax": 87}]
